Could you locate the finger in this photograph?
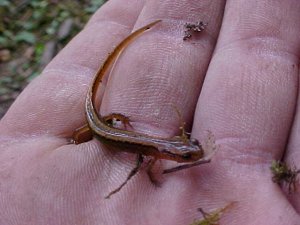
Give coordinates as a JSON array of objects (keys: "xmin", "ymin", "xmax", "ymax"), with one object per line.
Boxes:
[
  {"xmin": 285, "ymin": 70, "xmax": 300, "ymax": 208},
  {"xmin": 0, "ymin": 0, "xmax": 145, "ymax": 137},
  {"xmin": 100, "ymin": 0, "xmax": 226, "ymax": 137},
  {"xmin": 193, "ymin": 0, "xmax": 300, "ymax": 222},
  {"xmin": 87, "ymin": 0, "xmax": 227, "ymax": 219},
  {"xmin": 195, "ymin": 0, "xmax": 300, "ymax": 163}
]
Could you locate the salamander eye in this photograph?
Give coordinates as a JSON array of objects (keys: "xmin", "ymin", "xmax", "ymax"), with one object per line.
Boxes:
[
  {"xmin": 182, "ymin": 153, "xmax": 192, "ymax": 159},
  {"xmin": 190, "ymin": 138, "xmax": 199, "ymax": 146}
]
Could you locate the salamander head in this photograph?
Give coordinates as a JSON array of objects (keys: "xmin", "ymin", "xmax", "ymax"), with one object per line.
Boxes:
[{"xmin": 159, "ymin": 138, "xmax": 204, "ymax": 163}]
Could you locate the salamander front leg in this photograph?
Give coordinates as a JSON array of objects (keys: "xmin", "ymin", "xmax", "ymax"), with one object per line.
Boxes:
[
  {"xmin": 103, "ymin": 113, "xmax": 133, "ymax": 130},
  {"xmin": 72, "ymin": 124, "xmax": 93, "ymax": 144}
]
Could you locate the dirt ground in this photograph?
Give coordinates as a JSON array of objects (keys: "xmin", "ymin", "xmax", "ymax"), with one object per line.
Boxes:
[{"xmin": 0, "ymin": 0, "xmax": 106, "ymax": 118}]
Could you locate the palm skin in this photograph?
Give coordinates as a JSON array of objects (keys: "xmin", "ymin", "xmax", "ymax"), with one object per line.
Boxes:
[{"xmin": 1, "ymin": 0, "xmax": 300, "ymax": 225}]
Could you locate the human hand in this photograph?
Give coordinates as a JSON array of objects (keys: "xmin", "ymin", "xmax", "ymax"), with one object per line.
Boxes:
[{"xmin": 1, "ymin": 1, "xmax": 300, "ymax": 224}]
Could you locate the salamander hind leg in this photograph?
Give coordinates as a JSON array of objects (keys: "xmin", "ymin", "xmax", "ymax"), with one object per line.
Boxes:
[
  {"xmin": 105, "ymin": 154, "xmax": 143, "ymax": 199},
  {"xmin": 146, "ymin": 158, "xmax": 161, "ymax": 187}
]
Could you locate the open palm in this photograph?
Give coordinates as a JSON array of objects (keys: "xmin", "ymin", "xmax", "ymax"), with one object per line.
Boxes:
[{"xmin": 1, "ymin": 1, "xmax": 300, "ymax": 224}]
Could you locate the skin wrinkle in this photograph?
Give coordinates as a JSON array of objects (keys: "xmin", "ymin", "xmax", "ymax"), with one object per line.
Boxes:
[
  {"xmin": 86, "ymin": 18, "xmax": 134, "ymax": 32},
  {"xmin": 216, "ymin": 36, "xmax": 300, "ymax": 62},
  {"xmin": 219, "ymin": 1, "xmax": 300, "ymax": 48}
]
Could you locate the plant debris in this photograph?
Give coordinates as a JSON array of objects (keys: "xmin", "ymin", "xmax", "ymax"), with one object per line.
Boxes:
[
  {"xmin": 183, "ymin": 21, "xmax": 207, "ymax": 41},
  {"xmin": 270, "ymin": 160, "xmax": 300, "ymax": 193},
  {"xmin": 189, "ymin": 202, "xmax": 236, "ymax": 225},
  {"xmin": 0, "ymin": 49, "xmax": 11, "ymax": 62}
]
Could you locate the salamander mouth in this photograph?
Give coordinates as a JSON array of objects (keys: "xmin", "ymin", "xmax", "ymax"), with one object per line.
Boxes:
[{"xmin": 161, "ymin": 150, "xmax": 202, "ymax": 162}]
